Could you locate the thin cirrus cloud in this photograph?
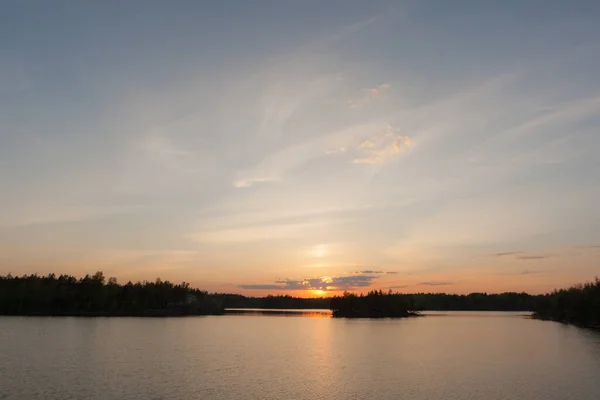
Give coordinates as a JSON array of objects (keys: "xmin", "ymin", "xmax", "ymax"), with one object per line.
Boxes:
[
  {"xmin": 419, "ymin": 281, "xmax": 454, "ymax": 286},
  {"xmin": 347, "ymin": 83, "xmax": 391, "ymax": 109},
  {"xmin": 233, "ymin": 177, "xmax": 281, "ymax": 188},
  {"xmin": 187, "ymin": 221, "xmax": 326, "ymax": 244},
  {"xmin": 519, "ymin": 270, "xmax": 543, "ymax": 275},
  {"xmin": 231, "ymin": 82, "xmax": 409, "ymax": 189},
  {"xmin": 489, "ymin": 252, "xmax": 552, "ymax": 260},
  {"xmin": 351, "ymin": 124, "xmax": 415, "ymax": 164},
  {"xmin": 322, "ymin": 124, "xmax": 415, "ymax": 165},
  {"xmin": 232, "ymin": 120, "xmax": 413, "ymax": 189},
  {"xmin": 490, "ymin": 252, "xmax": 524, "ymax": 257},
  {"xmin": 324, "ymin": 147, "xmax": 347, "ymax": 155},
  {"xmin": 516, "ymin": 255, "xmax": 552, "ymax": 260},
  {"xmin": 491, "ymin": 269, "xmax": 545, "ymax": 276}
]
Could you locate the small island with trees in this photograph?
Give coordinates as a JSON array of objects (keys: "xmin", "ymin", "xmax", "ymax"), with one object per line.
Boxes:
[
  {"xmin": 330, "ymin": 290, "xmax": 418, "ymax": 318},
  {"xmin": 0, "ymin": 272, "xmax": 598, "ymax": 329}
]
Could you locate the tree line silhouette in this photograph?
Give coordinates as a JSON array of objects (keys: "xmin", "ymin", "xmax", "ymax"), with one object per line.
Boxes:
[
  {"xmin": 0, "ymin": 272, "xmax": 223, "ymax": 316},
  {"xmin": 330, "ymin": 290, "xmax": 415, "ymax": 318},
  {"xmin": 218, "ymin": 291, "xmax": 537, "ymax": 311},
  {"xmin": 216, "ymin": 294, "xmax": 330, "ymax": 309},
  {"xmin": 214, "ymin": 280, "xmax": 600, "ymax": 325},
  {"xmin": 1, "ymin": 272, "xmax": 597, "ymax": 326},
  {"xmin": 532, "ymin": 278, "xmax": 600, "ymax": 328}
]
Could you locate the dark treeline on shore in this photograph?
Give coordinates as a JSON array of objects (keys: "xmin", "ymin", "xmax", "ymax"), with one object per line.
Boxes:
[
  {"xmin": 532, "ymin": 278, "xmax": 600, "ymax": 328},
  {"xmin": 1, "ymin": 272, "xmax": 598, "ymax": 327},
  {"xmin": 217, "ymin": 293, "xmax": 330, "ymax": 309},
  {"xmin": 218, "ymin": 291, "xmax": 536, "ymax": 311},
  {"xmin": 0, "ymin": 272, "xmax": 223, "ymax": 316}
]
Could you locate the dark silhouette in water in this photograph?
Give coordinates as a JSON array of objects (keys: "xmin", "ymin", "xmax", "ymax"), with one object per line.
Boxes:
[
  {"xmin": 0, "ymin": 272, "xmax": 223, "ymax": 316},
  {"xmin": 330, "ymin": 290, "xmax": 417, "ymax": 318},
  {"xmin": 533, "ymin": 278, "xmax": 600, "ymax": 329}
]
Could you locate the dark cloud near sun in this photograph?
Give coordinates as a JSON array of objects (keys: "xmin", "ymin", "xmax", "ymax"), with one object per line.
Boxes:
[
  {"xmin": 239, "ymin": 274, "xmax": 379, "ymax": 291},
  {"xmin": 353, "ymin": 270, "xmax": 398, "ymax": 275}
]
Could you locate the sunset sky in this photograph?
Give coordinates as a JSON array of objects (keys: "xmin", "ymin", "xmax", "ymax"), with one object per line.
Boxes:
[{"xmin": 1, "ymin": 1, "xmax": 599, "ymax": 296}]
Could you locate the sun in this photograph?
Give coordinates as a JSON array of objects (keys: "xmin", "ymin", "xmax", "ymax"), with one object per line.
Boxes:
[
  {"xmin": 310, "ymin": 244, "xmax": 328, "ymax": 258},
  {"xmin": 312, "ymin": 289, "xmax": 326, "ymax": 297}
]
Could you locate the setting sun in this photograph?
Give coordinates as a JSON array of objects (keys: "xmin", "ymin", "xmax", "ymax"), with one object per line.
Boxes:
[{"xmin": 310, "ymin": 244, "xmax": 328, "ymax": 258}]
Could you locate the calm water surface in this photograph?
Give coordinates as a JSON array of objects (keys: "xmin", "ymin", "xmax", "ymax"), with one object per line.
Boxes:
[{"xmin": 1, "ymin": 312, "xmax": 599, "ymax": 399}]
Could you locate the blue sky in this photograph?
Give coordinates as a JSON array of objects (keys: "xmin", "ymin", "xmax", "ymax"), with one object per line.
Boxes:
[{"xmin": 1, "ymin": 1, "xmax": 599, "ymax": 295}]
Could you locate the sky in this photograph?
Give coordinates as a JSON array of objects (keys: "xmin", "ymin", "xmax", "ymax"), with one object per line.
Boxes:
[{"xmin": 1, "ymin": 1, "xmax": 599, "ymax": 296}]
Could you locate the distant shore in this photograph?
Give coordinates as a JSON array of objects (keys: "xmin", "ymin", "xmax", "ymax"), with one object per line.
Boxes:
[
  {"xmin": 532, "ymin": 314, "xmax": 600, "ymax": 331},
  {"xmin": 1, "ymin": 273, "xmax": 598, "ymax": 325},
  {"xmin": 0, "ymin": 310, "xmax": 224, "ymax": 317}
]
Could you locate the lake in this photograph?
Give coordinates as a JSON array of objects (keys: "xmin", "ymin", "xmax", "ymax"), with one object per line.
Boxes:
[{"xmin": 1, "ymin": 312, "xmax": 599, "ymax": 399}]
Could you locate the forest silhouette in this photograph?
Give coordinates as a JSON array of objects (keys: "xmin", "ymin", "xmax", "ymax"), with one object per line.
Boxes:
[
  {"xmin": 0, "ymin": 272, "xmax": 223, "ymax": 316},
  {"xmin": 0, "ymin": 272, "xmax": 598, "ymax": 327}
]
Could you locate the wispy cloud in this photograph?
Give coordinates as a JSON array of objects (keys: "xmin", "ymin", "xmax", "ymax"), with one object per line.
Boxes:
[
  {"xmin": 490, "ymin": 251, "xmax": 524, "ymax": 257},
  {"xmin": 233, "ymin": 177, "xmax": 281, "ymax": 188},
  {"xmin": 233, "ymin": 121, "xmax": 391, "ymax": 186},
  {"xmin": 516, "ymin": 255, "xmax": 552, "ymax": 260},
  {"xmin": 489, "ymin": 252, "xmax": 552, "ymax": 260},
  {"xmin": 325, "ymin": 147, "xmax": 347, "ymax": 155},
  {"xmin": 328, "ymin": 17, "xmax": 379, "ymax": 44},
  {"xmin": 504, "ymin": 96, "xmax": 600, "ymax": 139},
  {"xmin": 142, "ymin": 134, "xmax": 189, "ymax": 157},
  {"xmin": 351, "ymin": 124, "xmax": 415, "ymax": 164},
  {"xmin": 0, "ymin": 203, "xmax": 148, "ymax": 228},
  {"xmin": 347, "ymin": 83, "xmax": 391, "ymax": 109},
  {"xmin": 419, "ymin": 281, "xmax": 454, "ymax": 286},
  {"xmin": 138, "ymin": 133, "xmax": 204, "ymax": 174},
  {"xmin": 573, "ymin": 245, "xmax": 600, "ymax": 250},
  {"xmin": 492, "ymin": 269, "xmax": 545, "ymax": 276},
  {"xmin": 187, "ymin": 221, "xmax": 327, "ymax": 244},
  {"xmin": 519, "ymin": 270, "xmax": 543, "ymax": 275}
]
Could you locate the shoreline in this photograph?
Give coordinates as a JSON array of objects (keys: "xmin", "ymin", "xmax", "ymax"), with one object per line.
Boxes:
[{"xmin": 531, "ymin": 313, "xmax": 600, "ymax": 331}]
